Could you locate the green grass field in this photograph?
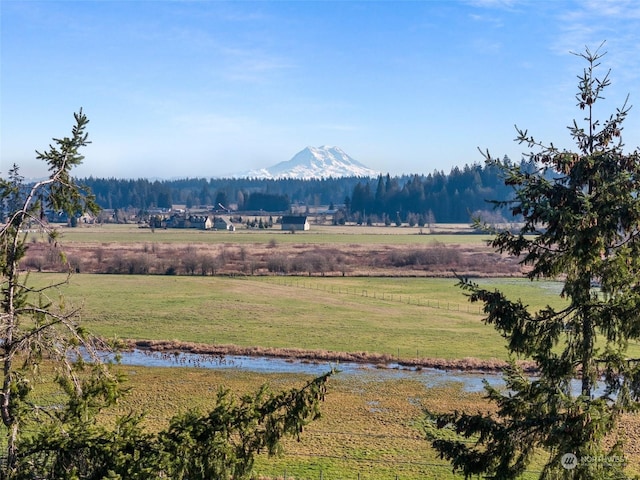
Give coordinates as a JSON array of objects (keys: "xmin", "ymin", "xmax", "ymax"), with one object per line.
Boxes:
[
  {"xmin": 29, "ymin": 273, "xmax": 573, "ymax": 361},
  {"xmin": 106, "ymin": 361, "xmax": 640, "ymax": 480},
  {"xmin": 105, "ymin": 364, "xmax": 552, "ymax": 480},
  {"xmin": 50, "ymin": 223, "xmax": 493, "ymax": 246}
]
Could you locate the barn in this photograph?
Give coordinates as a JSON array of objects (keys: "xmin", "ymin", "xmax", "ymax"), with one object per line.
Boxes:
[{"xmin": 280, "ymin": 215, "xmax": 310, "ymax": 231}]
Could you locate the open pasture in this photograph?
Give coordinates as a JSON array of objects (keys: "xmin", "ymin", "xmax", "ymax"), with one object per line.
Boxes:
[
  {"xmin": 32, "ymin": 273, "xmax": 572, "ymax": 362},
  {"xmin": 108, "ymin": 366, "xmax": 512, "ymax": 479},
  {"xmin": 50, "ymin": 223, "xmax": 493, "ymax": 246},
  {"xmin": 105, "ymin": 363, "xmax": 640, "ymax": 479}
]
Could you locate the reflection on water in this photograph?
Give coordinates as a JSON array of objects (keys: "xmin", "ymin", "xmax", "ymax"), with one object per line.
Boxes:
[{"xmin": 107, "ymin": 349, "xmax": 504, "ymax": 393}]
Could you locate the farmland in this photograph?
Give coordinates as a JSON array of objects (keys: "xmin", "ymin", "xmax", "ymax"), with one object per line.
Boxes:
[
  {"xmin": 24, "ymin": 223, "xmax": 520, "ymax": 278},
  {"xmin": 18, "ymin": 224, "xmax": 640, "ymax": 478},
  {"xmin": 32, "ymin": 273, "xmax": 571, "ymax": 364}
]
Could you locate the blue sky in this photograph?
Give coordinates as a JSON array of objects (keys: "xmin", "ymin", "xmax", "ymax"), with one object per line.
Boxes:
[{"xmin": 2, "ymin": 1, "xmax": 640, "ymax": 179}]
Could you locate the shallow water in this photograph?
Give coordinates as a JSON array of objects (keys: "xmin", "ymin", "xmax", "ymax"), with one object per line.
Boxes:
[{"xmin": 109, "ymin": 349, "xmax": 504, "ymax": 393}]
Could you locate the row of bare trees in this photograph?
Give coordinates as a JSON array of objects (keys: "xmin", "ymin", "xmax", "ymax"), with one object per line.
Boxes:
[{"xmin": 20, "ymin": 240, "xmax": 520, "ymax": 277}]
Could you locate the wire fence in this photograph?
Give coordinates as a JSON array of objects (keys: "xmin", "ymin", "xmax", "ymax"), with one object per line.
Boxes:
[{"xmin": 269, "ymin": 278, "xmax": 484, "ymax": 316}]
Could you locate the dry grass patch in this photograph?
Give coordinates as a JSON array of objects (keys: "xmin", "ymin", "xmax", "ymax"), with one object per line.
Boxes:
[{"xmin": 23, "ymin": 228, "xmax": 523, "ymax": 277}]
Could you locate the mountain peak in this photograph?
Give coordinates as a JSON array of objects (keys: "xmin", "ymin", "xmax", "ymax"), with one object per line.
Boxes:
[{"xmin": 242, "ymin": 146, "xmax": 379, "ymax": 179}]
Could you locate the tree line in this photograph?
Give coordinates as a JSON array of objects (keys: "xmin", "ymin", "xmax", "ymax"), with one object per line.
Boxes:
[
  {"xmin": 80, "ymin": 176, "xmax": 363, "ymax": 212},
  {"xmin": 80, "ymin": 160, "xmax": 528, "ymax": 223},
  {"xmin": 342, "ymin": 161, "xmax": 532, "ymax": 224}
]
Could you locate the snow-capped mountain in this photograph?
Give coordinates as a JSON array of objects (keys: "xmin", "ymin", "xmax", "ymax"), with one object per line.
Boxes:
[{"xmin": 241, "ymin": 146, "xmax": 379, "ymax": 179}]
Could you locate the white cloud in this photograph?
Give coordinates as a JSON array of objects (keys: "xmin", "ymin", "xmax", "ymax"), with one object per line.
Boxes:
[
  {"xmin": 582, "ymin": 0, "xmax": 640, "ymax": 19},
  {"xmin": 549, "ymin": 2, "xmax": 640, "ymax": 89}
]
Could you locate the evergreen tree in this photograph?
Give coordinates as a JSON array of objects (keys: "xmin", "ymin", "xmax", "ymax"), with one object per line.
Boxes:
[
  {"xmin": 425, "ymin": 45, "xmax": 640, "ymax": 479},
  {"xmin": 1, "ymin": 111, "xmax": 332, "ymax": 479},
  {"xmin": 214, "ymin": 190, "xmax": 228, "ymax": 209},
  {"xmin": 0, "ymin": 110, "xmax": 109, "ymax": 473}
]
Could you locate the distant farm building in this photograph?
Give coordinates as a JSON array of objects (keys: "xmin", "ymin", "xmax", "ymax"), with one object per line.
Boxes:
[
  {"xmin": 165, "ymin": 214, "xmax": 212, "ymax": 230},
  {"xmin": 189, "ymin": 215, "xmax": 212, "ymax": 230},
  {"xmin": 281, "ymin": 215, "xmax": 310, "ymax": 231},
  {"xmin": 213, "ymin": 216, "xmax": 235, "ymax": 231}
]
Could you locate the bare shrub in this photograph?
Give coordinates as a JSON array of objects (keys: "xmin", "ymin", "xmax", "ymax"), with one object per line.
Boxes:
[
  {"xmin": 390, "ymin": 244, "xmax": 461, "ymax": 268},
  {"xmin": 212, "ymin": 254, "xmax": 225, "ymax": 275},
  {"xmin": 291, "ymin": 252, "xmax": 333, "ymax": 276},
  {"xmin": 165, "ymin": 265, "xmax": 178, "ymax": 275},
  {"xmin": 242, "ymin": 260, "xmax": 258, "ymax": 275},
  {"xmin": 198, "ymin": 254, "xmax": 213, "ymax": 275},
  {"xmin": 290, "ymin": 255, "xmax": 308, "ymax": 274},
  {"xmin": 127, "ymin": 255, "xmax": 150, "ymax": 274},
  {"xmin": 182, "ymin": 255, "xmax": 198, "ymax": 275},
  {"xmin": 23, "ymin": 255, "xmax": 45, "ymax": 272},
  {"xmin": 67, "ymin": 255, "xmax": 83, "ymax": 273},
  {"xmin": 46, "ymin": 245, "xmax": 62, "ymax": 265},
  {"xmin": 106, "ymin": 253, "xmax": 127, "ymax": 274},
  {"xmin": 312, "ymin": 253, "xmax": 333, "ymax": 276},
  {"xmin": 267, "ymin": 255, "xmax": 290, "ymax": 274}
]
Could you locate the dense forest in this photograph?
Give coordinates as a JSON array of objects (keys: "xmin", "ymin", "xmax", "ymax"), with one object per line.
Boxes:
[{"xmin": 81, "ymin": 157, "xmax": 530, "ymax": 223}]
